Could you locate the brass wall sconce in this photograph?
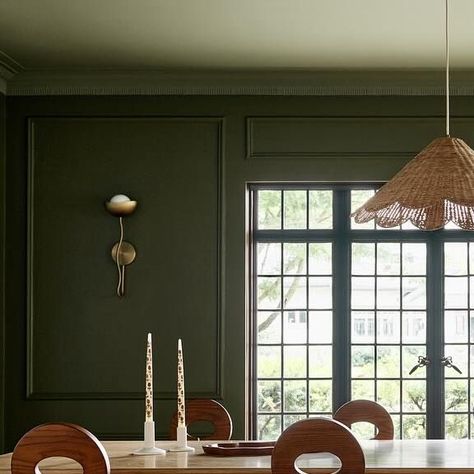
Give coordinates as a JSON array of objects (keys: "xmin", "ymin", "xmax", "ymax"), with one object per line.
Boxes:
[{"xmin": 105, "ymin": 194, "xmax": 137, "ymax": 297}]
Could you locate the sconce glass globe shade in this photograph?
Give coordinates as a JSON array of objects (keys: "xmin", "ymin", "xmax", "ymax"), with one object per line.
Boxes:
[{"xmin": 110, "ymin": 194, "xmax": 131, "ymax": 203}]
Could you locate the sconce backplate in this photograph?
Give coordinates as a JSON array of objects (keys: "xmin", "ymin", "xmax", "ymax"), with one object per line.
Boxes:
[{"xmin": 111, "ymin": 241, "xmax": 136, "ymax": 266}]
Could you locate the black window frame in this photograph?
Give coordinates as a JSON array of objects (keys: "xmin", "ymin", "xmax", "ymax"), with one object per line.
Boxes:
[{"xmin": 248, "ymin": 182, "xmax": 474, "ymax": 440}]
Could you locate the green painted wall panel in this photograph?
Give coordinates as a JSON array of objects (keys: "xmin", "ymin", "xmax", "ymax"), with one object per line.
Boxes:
[
  {"xmin": 27, "ymin": 117, "xmax": 222, "ymax": 400},
  {"xmin": 4, "ymin": 94, "xmax": 474, "ymax": 452}
]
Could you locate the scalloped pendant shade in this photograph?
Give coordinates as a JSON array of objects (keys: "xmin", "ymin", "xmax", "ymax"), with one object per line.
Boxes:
[{"xmin": 351, "ymin": 136, "xmax": 474, "ymax": 230}]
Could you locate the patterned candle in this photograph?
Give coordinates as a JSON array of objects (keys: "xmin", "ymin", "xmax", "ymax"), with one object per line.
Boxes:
[
  {"xmin": 145, "ymin": 333, "xmax": 153, "ymax": 422},
  {"xmin": 177, "ymin": 339, "xmax": 186, "ymax": 427}
]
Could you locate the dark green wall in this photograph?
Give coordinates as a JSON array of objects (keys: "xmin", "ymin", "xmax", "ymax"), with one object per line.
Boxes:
[
  {"xmin": 4, "ymin": 94, "xmax": 474, "ymax": 452},
  {"xmin": 0, "ymin": 92, "xmax": 5, "ymax": 453}
]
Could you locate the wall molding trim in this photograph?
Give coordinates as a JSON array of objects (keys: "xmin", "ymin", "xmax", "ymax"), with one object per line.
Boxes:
[
  {"xmin": 25, "ymin": 116, "xmax": 225, "ymax": 402},
  {"xmin": 246, "ymin": 116, "xmax": 474, "ymax": 160},
  {"xmin": 7, "ymin": 69, "xmax": 474, "ymax": 96}
]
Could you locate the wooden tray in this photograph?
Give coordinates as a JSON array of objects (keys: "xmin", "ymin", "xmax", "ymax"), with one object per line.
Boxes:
[{"xmin": 202, "ymin": 441, "xmax": 275, "ymax": 456}]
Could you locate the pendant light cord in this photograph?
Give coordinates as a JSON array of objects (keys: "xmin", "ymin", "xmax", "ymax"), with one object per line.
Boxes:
[{"xmin": 446, "ymin": 0, "xmax": 450, "ymax": 136}]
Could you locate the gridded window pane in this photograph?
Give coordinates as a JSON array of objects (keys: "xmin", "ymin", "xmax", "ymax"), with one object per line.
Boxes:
[
  {"xmin": 257, "ymin": 381, "xmax": 281, "ymax": 412},
  {"xmin": 309, "ymin": 190, "xmax": 333, "ymax": 229},
  {"xmin": 284, "ymin": 346, "xmax": 307, "ymax": 378},
  {"xmin": 283, "ymin": 277, "xmax": 307, "ymax": 309},
  {"xmin": 257, "ymin": 277, "xmax": 281, "ymax": 309},
  {"xmin": 309, "ymin": 380, "xmax": 332, "ymax": 412},
  {"xmin": 444, "ymin": 345, "xmax": 468, "ymax": 378},
  {"xmin": 257, "ymin": 415, "xmax": 281, "ymax": 440},
  {"xmin": 377, "ymin": 346, "xmax": 400, "ymax": 378},
  {"xmin": 402, "ymin": 243, "xmax": 426, "ymax": 275},
  {"xmin": 377, "ymin": 311, "xmax": 400, "ymax": 343},
  {"xmin": 377, "ymin": 243, "xmax": 400, "ymax": 275},
  {"xmin": 258, "ymin": 190, "xmax": 281, "ymax": 229},
  {"xmin": 352, "ymin": 380, "xmax": 375, "ymax": 399},
  {"xmin": 445, "ymin": 380, "xmax": 468, "ymax": 412},
  {"xmin": 352, "ymin": 346, "xmax": 375, "ymax": 378},
  {"xmin": 257, "ymin": 243, "xmax": 281, "ymax": 275},
  {"xmin": 283, "ymin": 190, "xmax": 307, "ymax": 229},
  {"xmin": 352, "ymin": 277, "xmax": 375, "ymax": 309},
  {"xmin": 403, "ymin": 415, "xmax": 426, "ymax": 439},
  {"xmin": 445, "ymin": 277, "xmax": 468, "ymax": 309},
  {"xmin": 403, "ymin": 312, "xmax": 426, "ymax": 343},
  {"xmin": 284, "ymin": 380, "xmax": 307, "ymax": 412},
  {"xmin": 309, "ymin": 311, "xmax": 332, "ymax": 343},
  {"xmin": 377, "ymin": 277, "xmax": 400, "ymax": 309},
  {"xmin": 377, "ymin": 380, "xmax": 400, "ymax": 412},
  {"xmin": 308, "ymin": 243, "xmax": 332, "ymax": 274},
  {"xmin": 309, "ymin": 277, "xmax": 332, "ymax": 308},
  {"xmin": 352, "ymin": 311, "xmax": 375, "ymax": 344},
  {"xmin": 352, "ymin": 243, "xmax": 375, "ymax": 275},
  {"xmin": 470, "ymin": 279, "xmax": 474, "ymax": 309},
  {"xmin": 402, "ymin": 346, "xmax": 427, "ymax": 378},
  {"xmin": 446, "ymin": 414, "xmax": 469, "ymax": 439},
  {"xmin": 258, "ymin": 346, "xmax": 281, "ymax": 378},
  {"xmin": 283, "ymin": 243, "xmax": 306, "ymax": 275},
  {"xmin": 445, "ymin": 311, "xmax": 468, "ymax": 343},
  {"xmin": 257, "ymin": 311, "xmax": 281, "ymax": 344},
  {"xmin": 309, "ymin": 346, "xmax": 332, "ymax": 378},
  {"xmin": 402, "ymin": 278, "xmax": 426, "ymax": 309},
  {"xmin": 283, "ymin": 311, "xmax": 307, "ymax": 343},
  {"xmin": 444, "ymin": 242, "xmax": 474, "ymax": 438},
  {"xmin": 402, "ymin": 380, "xmax": 426, "ymax": 412},
  {"xmin": 445, "ymin": 243, "xmax": 468, "ymax": 275},
  {"xmin": 470, "ymin": 243, "xmax": 474, "ymax": 271}
]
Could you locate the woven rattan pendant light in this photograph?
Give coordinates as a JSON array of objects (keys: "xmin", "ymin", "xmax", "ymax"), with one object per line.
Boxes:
[{"xmin": 352, "ymin": 0, "xmax": 474, "ymax": 230}]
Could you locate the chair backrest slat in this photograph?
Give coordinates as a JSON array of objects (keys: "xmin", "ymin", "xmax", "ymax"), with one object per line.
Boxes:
[
  {"xmin": 334, "ymin": 399, "xmax": 394, "ymax": 440},
  {"xmin": 271, "ymin": 417, "xmax": 365, "ymax": 474},
  {"xmin": 169, "ymin": 399, "xmax": 232, "ymax": 440},
  {"xmin": 11, "ymin": 423, "xmax": 110, "ymax": 474}
]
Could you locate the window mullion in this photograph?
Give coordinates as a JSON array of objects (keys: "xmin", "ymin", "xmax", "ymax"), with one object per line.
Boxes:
[
  {"xmin": 332, "ymin": 188, "xmax": 351, "ymax": 410},
  {"xmin": 426, "ymin": 233, "xmax": 445, "ymax": 439}
]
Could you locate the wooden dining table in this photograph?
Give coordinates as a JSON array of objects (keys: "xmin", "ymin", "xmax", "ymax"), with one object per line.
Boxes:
[{"xmin": 2, "ymin": 439, "xmax": 474, "ymax": 474}]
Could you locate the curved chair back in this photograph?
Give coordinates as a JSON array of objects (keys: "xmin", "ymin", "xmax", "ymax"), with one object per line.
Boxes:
[
  {"xmin": 272, "ymin": 417, "xmax": 365, "ymax": 474},
  {"xmin": 169, "ymin": 399, "xmax": 232, "ymax": 440},
  {"xmin": 11, "ymin": 423, "xmax": 110, "ymax": 474},
  {"xmin": 334, "ymin": 399, "xmax": 394, "ymax": 440}
]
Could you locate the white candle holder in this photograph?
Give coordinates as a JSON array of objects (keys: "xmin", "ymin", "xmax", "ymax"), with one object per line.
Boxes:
[
  {"xmin": 133, "ymin": 420, "xmax": 166, "ymax": 456},
  {"xmin": 168, "ymin": 425, "xmax": 195, "ymax": 452}
]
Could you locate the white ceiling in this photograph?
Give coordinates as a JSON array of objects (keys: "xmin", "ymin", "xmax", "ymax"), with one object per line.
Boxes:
[{"xmin": 1, "ymin": 0, "xmax": 474, "ymax": 71}]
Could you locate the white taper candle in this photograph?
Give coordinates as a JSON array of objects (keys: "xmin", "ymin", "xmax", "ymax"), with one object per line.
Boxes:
[
  {"xmin": 145, "ymin": 333, "xmax": 153, "ymax": 422},
  {"xmin": 177, "ymin": 338, "xmax": 186, "ymax": 427}
]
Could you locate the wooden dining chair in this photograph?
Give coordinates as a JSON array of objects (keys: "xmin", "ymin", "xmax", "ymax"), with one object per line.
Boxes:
[
  {"xmin": 11, "ymin": 422, "xmax": 110, "ymax": 474},
  {"xmin": 272, "ymin": 417, "xmax": 365, "ymax": 474},
  {"xmin": 334, "ymin": 399, "xmax": 394, "ymax": 440},
  {"xmin": 169, "ymin": 398, "xmax": 233, "ymax": 440}
]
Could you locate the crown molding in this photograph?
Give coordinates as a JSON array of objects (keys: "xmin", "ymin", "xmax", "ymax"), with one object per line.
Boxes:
[{"xmin": 6, "ymin": 68, "xmax": 474, "ymax": 96}]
